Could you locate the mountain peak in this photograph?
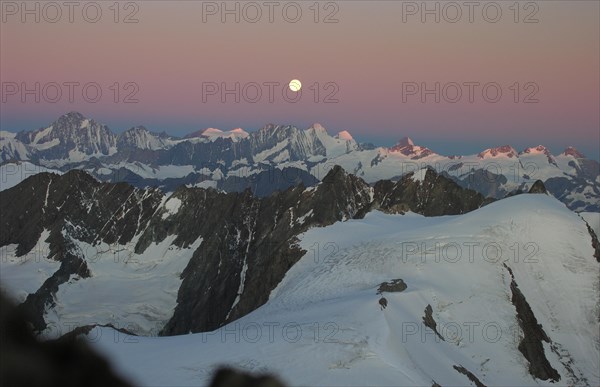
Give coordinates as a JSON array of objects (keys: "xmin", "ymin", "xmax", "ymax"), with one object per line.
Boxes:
[
  {"xmin": 309, "ymin": 123, "xmax": 327, "ymax": 133},
  {"xmin": 478, "ymin": 145, "xmax": 517, "ymax": 159},
  {"xmin": 11, "ymin": 111, "xmax": 116, "ymax": 158},
  {"xmin": 62, "ymin": 111, "xmax": 85, "ymax": 120},
  {"xmin": 389, "ymin": 137, "xmax": 434, "ymax": 159},
  {"xmin": 126, "ymin": 125, "xmax": 148, "ymax": 133},
  {"xmin": 202, "ymin": 128, "xmax": 224, "ymax": 136},
  {"xmin": 397, "ymin": 136, "xmax": 414, "ymax": 146},
  {"xmin": 184, "ymin": 128, "xmax": 221, "ymax": 138},
  {"xmin": 321, "ymin": 165, "xmax": 349, "ymax": 184},
  {"xmin": 117, "ymin": 125, "xmax": 177, "ymax": 150},
  {"xmin": 523, "ymin": 144, "xmax": 547, "ymax": 152},
  {"xmin": 562, "ymin": 146, "xmax": 585, "ymax": 158},
  {"xmin": 260, "ymin": 123, "xmax": 277, "ymax": 132},
  {"xmin": 53, "ymin": 111, "xmax": 88, "ymax": 128},
  {"xmin": 185, "ymin": 127, "xmax": 249, "ymax": 142},
  {"xmin": 335, "ymin": 130, "xmax": 353, "ymax": 141},
  {"xmin": 528, "ymin": 180, "xmax": 548, "ymax": 194},
  {"xmin": 521, "ymin": 145, "xmax": 554, "ymax": 157}
]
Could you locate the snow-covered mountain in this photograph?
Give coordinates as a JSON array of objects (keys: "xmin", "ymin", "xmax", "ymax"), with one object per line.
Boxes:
[
  {"xmin": 1, "ymin": 161, "xmax": 598, "ymax": 386},
  {"xmin": 86, "ymin": 193, "xmax": 598, "ymax": 387},
  {"xmin": 12, "ymin": 112, "xmax": 118, "ymax": 163},
  {"xmin": 1, "ymin": 112, "xmax": 598, "ymax": 211},
  {"xmin": 2, "ymin": 170, "xmax": 597, "ymax": 386},
  {"xmin": 0, "ymin": 131, "xmax": 31, "ymax": 162},
  {"xmin": 564, "ymin": 146, "xmax": 586, "ymax": 159},
  {"xmin": 0, "ymin": 166, "xmax": 488, "ymax": 335},
  {"xmin": 389, "ymin": 136, "xmax": 435, "ymax": 159},
  {"xmin": 477, "ymin": 144, "xmax": 519, "ymax": 159},
  {"xmin": 185, "ymin": 127, "xmax": 250, "ymax": 142},
  {"xmin": 117, "ymin": 126, "xmax": 179, "ymax": 150}
]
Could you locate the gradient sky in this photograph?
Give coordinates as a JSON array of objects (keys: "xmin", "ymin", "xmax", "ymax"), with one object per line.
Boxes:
[{"xmin": 1, "ymin": 1, "xmax": 598, "ymax": 158}]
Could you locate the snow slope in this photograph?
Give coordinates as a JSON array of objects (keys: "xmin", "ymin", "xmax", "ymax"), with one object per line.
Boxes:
[
  {"xmin": 0, "ymin": 230, "xmax": 59, "ymax": 303},
  {"xmin": 42, "ymin": 235, "xmax": 202, "ymax": 337},
  {"xmin": 86, "ymin": 195, "xmax": 599, "ymax": 386}
]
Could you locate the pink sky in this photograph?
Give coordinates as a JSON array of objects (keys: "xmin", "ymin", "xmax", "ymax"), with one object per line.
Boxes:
[{"xmin": 1, "ymin": 1, "xmax": 598, "ymax": 158}]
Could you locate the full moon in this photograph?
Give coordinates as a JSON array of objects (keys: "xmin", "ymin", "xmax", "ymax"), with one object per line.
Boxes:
[{"xmin": 289, "ymin": 79, "xmax": 302, "ymax": 92}]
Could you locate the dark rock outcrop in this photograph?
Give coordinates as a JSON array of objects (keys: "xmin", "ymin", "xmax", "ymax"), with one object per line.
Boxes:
[
  {"xmin": 218, "ymin": 167, "xmax": 319, "ymax": 198},
  {"xmin": 503, "ymin": 264, "xmax": 560, "ymax": 382},
  {"xmin": 581, "ymin": 218, "xmax": 600, "ymax": 263},
  {"xmin": 209, "ymin": 367, "xmax": 286, "ymax": 387},
  {"xmin": 422, "ymin": 304, "xmax": 444, "ymax": 341},
  {"xmin": 0, "ymin": 292, "xmax": 133, "ymax": 387},
  {"xmin": 377, "ymin": 279, "xmax": 407, "ymax": 294},
  {"xmin": 371, "ymin": 168, "xmax": 491, "ymax": 216},
  {"xmin": 453, "ymin": 365, "xmax": 486, "ymax": 387},
  {"xmin": 447, "ymin": 167, "xmax": 510, "ymax": 200},
  {"xmin": 528, "ymin": 180, "xmax": 548, "ymax": 194}
]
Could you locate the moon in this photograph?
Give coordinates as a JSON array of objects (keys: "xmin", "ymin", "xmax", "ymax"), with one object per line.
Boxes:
[{"xmin": 289, "ymin": 79, "xmax": 302, "ymax": 92}]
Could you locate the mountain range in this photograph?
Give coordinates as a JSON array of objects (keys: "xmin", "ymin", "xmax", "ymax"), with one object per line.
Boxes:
[
  {"xmin": 1, "ymin": 112, "xmax": 599, "ymax": 385},
  {"xmin": 1, "ymin": 112, "xmax": 598, "ymax": 211}
]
